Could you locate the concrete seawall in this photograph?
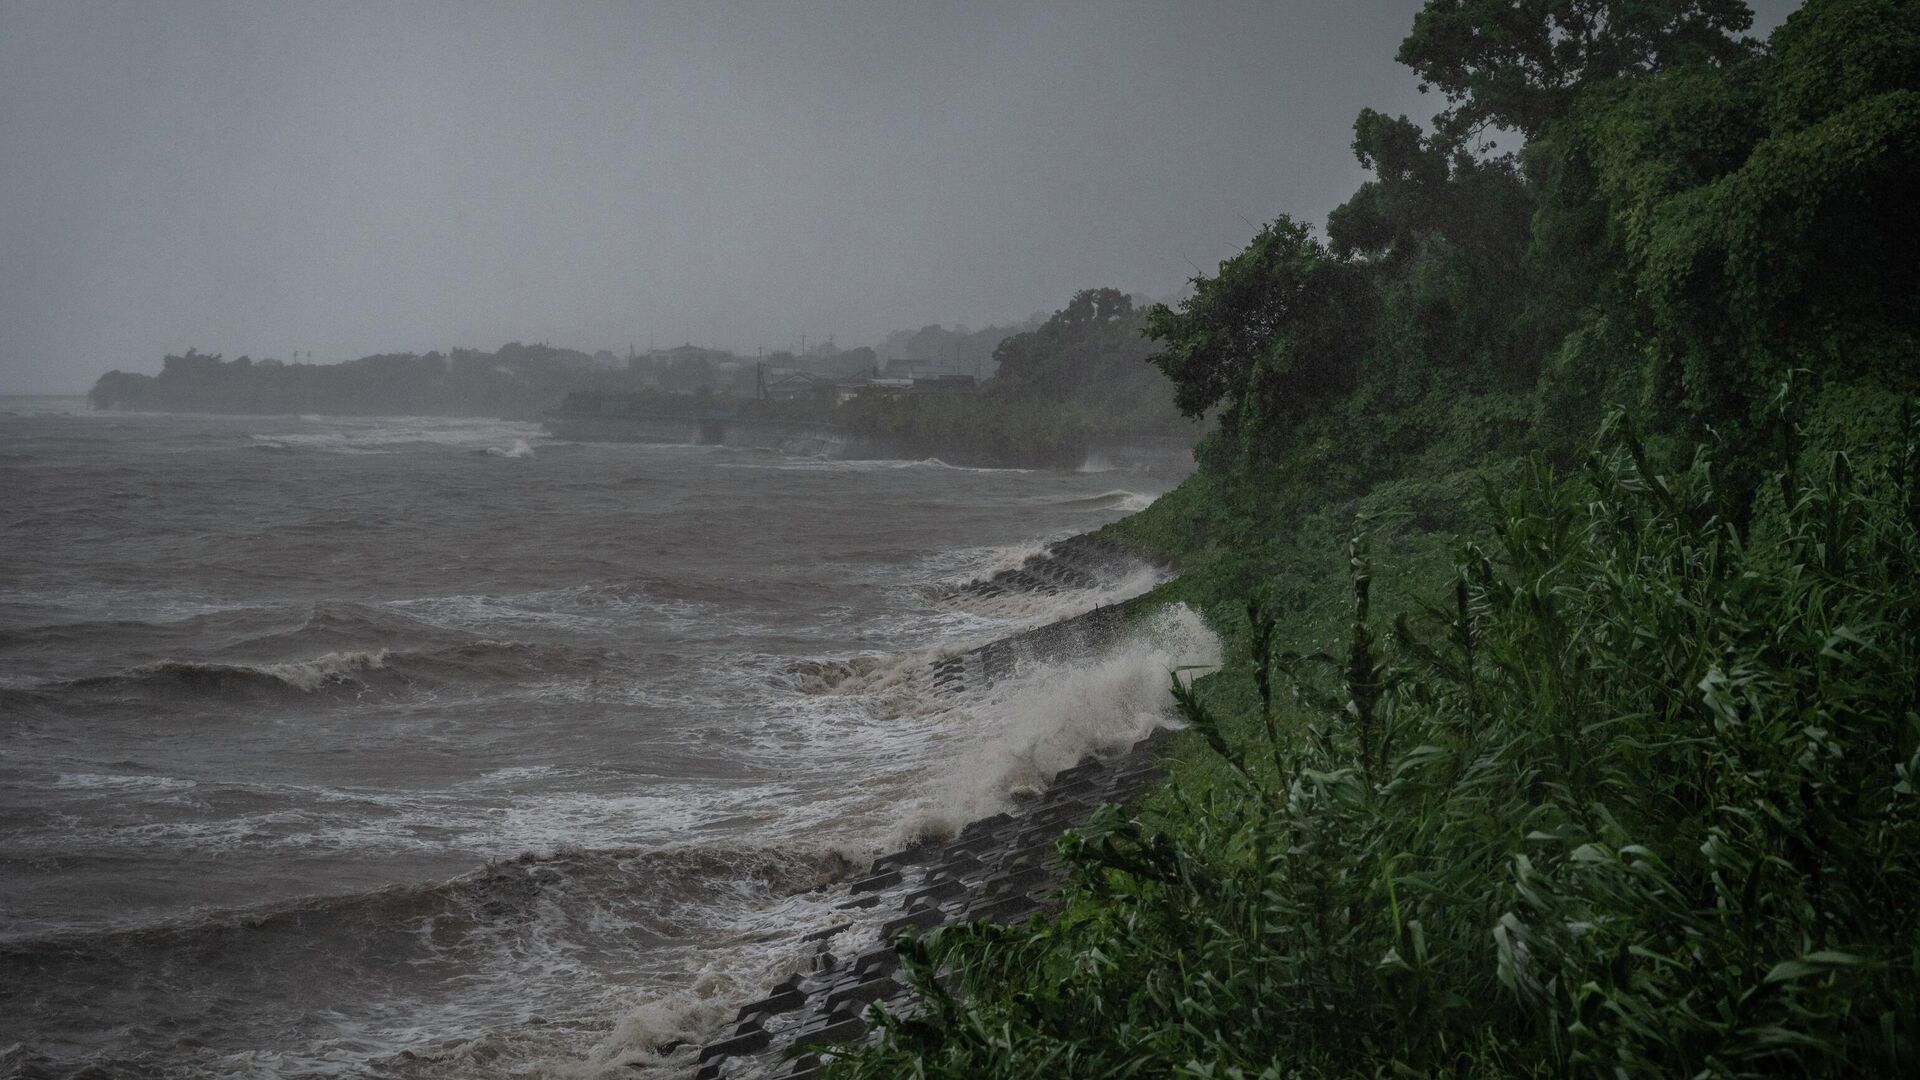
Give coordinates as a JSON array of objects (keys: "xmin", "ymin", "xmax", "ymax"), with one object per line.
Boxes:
[
  {"xmin": 686, "ymin": 536, "xmax": 1187, "ymax": 1079},
  {"xmin": 690, "ymin": 731, "xmax": 1175, "ymax": 1079}
]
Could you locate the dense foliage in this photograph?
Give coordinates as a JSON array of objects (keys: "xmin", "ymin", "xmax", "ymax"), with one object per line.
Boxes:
[
  {"xmin": 828, "ymin": 0, "xmax": 1920, "ymax": 1074},
  {"xmin": 1398, "ymin": 0, "xmax": 1756, "ymax": 137},
  {"xmin": 1146, "ymin": 0, "xmax": 1916, "ymax": 487},
  {"xmin": 834, "ymin": 391, "xmax": 1096, "ymax": 469},
  {"xmin": 834, "ymin": 288, "xmax": 1189, "ymax": 465},
  {"xmin": 991, "ymin": 287, "xmax": 1185, "ymax": 433},
  {"xmin": 841, "ymin": 407, "xmax": 1920, "ymax": 1077}
]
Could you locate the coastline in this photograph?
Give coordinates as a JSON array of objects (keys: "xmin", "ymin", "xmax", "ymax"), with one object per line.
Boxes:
[
  {"xmin": 0, "ymin": 409, "xmax": 1202, "ymax": 1078},
  {"xmin": 692, "ymin": 729, "xmax": 1177, "ymax": 1080},
  {"xmin": 685, "ymin": 534, "xmax": 1191, "ymax": 1079}
]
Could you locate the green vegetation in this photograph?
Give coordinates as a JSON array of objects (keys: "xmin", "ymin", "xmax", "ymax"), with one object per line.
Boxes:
[
  {"xmin": 842, "ymin": 407, "xmax": 1920, "ymax": 1077},
  {"xmin": 545, "ymin": 288, "xmax": 1183, "ymax": 467},
  {"xmin": 87, "ymin": 344, "xmax": 608, "ymax": 418},
  {"xmin": 828, "ymin": 0, "xmax": 1920, "ymax": 1074},
  {"xmin": 834, "ymin": 391, "xmax": 1097, "ymax": 469},
  {"xmin": 835, "ymin": 288, "xmax": 1188, "ymax": 466},
  {"xmin": 89, "ymin": 293, "xmax": 1184, "ymax": 468}
]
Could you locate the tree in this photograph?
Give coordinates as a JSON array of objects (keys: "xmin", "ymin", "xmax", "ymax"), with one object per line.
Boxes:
[
  {"xmin": 991, "ymin": 288, "xmax": 1142, "ymax": 397},
  {"xmin": 1397, "ymin": 0, "xmax": 1756, "ymax": 138},
  {"xmin": 1541, "ymin": 0, "xmax": 1920, "ymax": 431},
  {"xmin": 1145, "ymin": 218, "xmax": 1374, "ymax": 458},
  {"xmin": 1327, "ymin": 109, "xmax": 1468, "ymax": 263}
]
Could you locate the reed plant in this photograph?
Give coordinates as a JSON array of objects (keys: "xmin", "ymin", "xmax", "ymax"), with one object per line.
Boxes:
[{"xmin": 829, "ymin": 403, "xmax": 1920, "ymax": 1077}]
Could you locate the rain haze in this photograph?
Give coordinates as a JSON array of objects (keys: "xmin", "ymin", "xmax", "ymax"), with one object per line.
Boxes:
[
  {"xmin": 0, "ymin": 1, "xmax": 1807, "ymax": 392},
  {"xmin": 6, "ymin": 3, "xmax": 1854, "ymax": 1079},
  {"xmin": 6, "ymin": 1, "xmax": 1484, "ymax": 392}
]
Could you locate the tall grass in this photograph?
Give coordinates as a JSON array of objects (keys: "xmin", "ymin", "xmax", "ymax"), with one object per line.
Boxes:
[{"xmin": 830, "ymin": 405, "xmax": 1920, "ymax": 1077}]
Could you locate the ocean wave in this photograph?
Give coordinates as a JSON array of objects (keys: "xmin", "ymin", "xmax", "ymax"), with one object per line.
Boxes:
[
  {"xmin": 925, "ymin": 538, "xmax": 1058, "ymax": 585},
  {"xmin": 46, "ymin": 640, "xmax": 611, "ymax": 700},
  {"xmin": 776, "ymin": 648, "xmax": 948, "ymax": 696},
  {"xmin": 0, "ymin": 845, "xmax": 852, "ymax": 960},
  {"xmin": 387, "ymin": 582, "xmax": 720, "ymax": 637},
  {"xmin": 0, "ymin": 587, "xmax": 269, "ymax": 630},
  {"xmin": 249, "ymin": 434, "xmax": 387, "ymax": 455},
  {"xmin": 1058, "ymin": 488, "xmax": 1157, "ymax": 512},
  {"xmin": 0, "ymin": 845, "xmax": 859, "ymax": 1079},
  {"xmin": 737, "ymin": 455, "xmax": 1033, "ymax": 474},
  {"xmin": 481, "ymin": 438, "xmax": 536, "ymax": 459},
  {"xmin": 50, "ymin": 772, "xmax": 199, "ymax": 794},
  {"xmin": 227, "ymin": 600, "xmax": 456, "ymax": 653},
  {"xmin": 246, "ymin": 417, "xmax": 546, "ymax": 456},
  {"xmin": 59, "ymin": 650, "xmax": 393, "ymax": 695},
  {"xmin": 891, "ymin": 603, "xmax": 1221, "ymax": 844},
  {"xmin": 911, "ymin": 457, "xmax": 1032, "ymax": 473}
]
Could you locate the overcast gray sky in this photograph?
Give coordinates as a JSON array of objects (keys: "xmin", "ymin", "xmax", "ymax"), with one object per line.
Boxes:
[{"xmin": 1, "ymin": 1, "xmax": 1801, "ymax": 393}]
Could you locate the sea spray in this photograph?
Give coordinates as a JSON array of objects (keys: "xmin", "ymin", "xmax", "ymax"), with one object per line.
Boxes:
[
  {"xmin": 1058, "ymin": 489, "xmax": 1157, "ymax": 512},
  {"xmin": 484, "ymin": 438, "xmax": 536, "ymax": 459},
  {"xmin": 559, "ymin": 868, "xmax": 890, "ymax": 1080},
  {"xmin": 893, "ymin": 603, "xmax": 1220, "ymax": 844},
  {"xmin": 2, "ymin": 406, "xmax": 1195, "ymax": 1080}
]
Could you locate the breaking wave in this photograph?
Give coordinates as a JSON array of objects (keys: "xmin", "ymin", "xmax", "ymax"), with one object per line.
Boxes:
[
  {"xmin": 892, "ymin": 603, "xmax": 1221, "ymax": 843},
  {"xmin": 745, "ymin": 455, "xmax": 1033, "ymax": 474},
  {"xmin": 483, "ymin": 438, "xmax": 536, "ymax": 459},
  {"xmin": 0, "ymin": 846, "xmax": 857, "ymax": 1079},
  {"xmin": 60, "ymin": 650, "xmax": 393, "ymax": 694},
  {"xmin": 2, "ymin": 844, "xmax": 851, "ymax": 959},
  {"xmin": 247, "ymin": 417, "xmax": 545, "ymax": 456},
  {"xmin": 1059, "ymin": 489, "xmax": 1157, "ymax": 512},
  {"xmin": 48, "ymin": 640, "xmax": 609, "ymax": 700}
]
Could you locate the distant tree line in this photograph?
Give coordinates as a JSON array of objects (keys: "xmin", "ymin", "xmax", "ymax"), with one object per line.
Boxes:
[
  {"xmin": 91, "ymin": 296, "xmax": 1197, "ymax": 467},
  {"xmin": 88, "ymin": 344, "xmax": 608, "ymax": 418},
  {"xmin": 835, "ymin": 287, "xmax": 1191, "ymax": 464}
]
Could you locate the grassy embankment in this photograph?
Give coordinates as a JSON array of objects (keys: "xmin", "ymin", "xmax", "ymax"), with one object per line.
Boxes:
[
  {"xmin": 824, "ymin": 1, "xmax": 1920, "ymax": 1074},
  {"xmin": 833, "ymin": 389, "xmax": 1918, "ymax": 1077}
]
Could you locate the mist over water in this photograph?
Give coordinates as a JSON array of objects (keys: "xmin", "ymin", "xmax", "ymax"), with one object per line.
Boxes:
[{"xmin": 0, "ymin": 401, "xmax": 1209, "ymax": 1078}]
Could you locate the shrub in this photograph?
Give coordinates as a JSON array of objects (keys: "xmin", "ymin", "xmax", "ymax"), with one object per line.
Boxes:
[{"xmin": 829, "ymin": 404, "xmax": 1920, "ymax": 1077}]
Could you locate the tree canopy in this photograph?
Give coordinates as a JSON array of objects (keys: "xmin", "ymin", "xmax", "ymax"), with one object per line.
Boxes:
[
  {"xmin": 1397, "ymin": 0, "xmax": 1756, "ymax": 137},
  {"xmin": 1146, "ymin": 0, "xmax": 1917, "ymax": 492}
]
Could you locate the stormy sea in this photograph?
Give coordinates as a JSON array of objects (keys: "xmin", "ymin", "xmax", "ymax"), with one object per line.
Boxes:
[{"xmin": 0, "ymin": 399, "xmax": 1214, "ymax": 1079}]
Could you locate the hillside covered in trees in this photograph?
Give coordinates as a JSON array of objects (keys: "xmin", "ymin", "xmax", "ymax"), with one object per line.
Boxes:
[
  {"xmin": 85, "ymin": 297, "xmax": 1187, "ymax": 467},
  {"xmin": 87, "ymin": 343, "xmax": 611, "ymax": 418},
  {"xmin": 829, "ymin": 1, "xmax": 1920, "ymax": 1075},
  {"xmin": 833, "ymin": 288, "xmax": 1188, "ymax": 465}
]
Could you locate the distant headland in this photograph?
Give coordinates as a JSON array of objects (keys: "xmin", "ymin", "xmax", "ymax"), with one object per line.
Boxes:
[{"xmin": 86, "ymin": 289, "xmax": 1196, "ymax": 469}]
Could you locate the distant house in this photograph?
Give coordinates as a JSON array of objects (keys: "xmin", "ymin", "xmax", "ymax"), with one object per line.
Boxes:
[
  {"xmin": 766, "ymin": 370, "xmax": 830, "ymax": 401},
  {"xmin": 645, "ymin": 342, "xmax": 735, "ymax": 366},
  {"xmin": 911, "ymin": 373, "xmax": 977, "ymax": 393},
  {"xmin": 832, "ymin": 375, "xmax": 874, "ymax": 404}
]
